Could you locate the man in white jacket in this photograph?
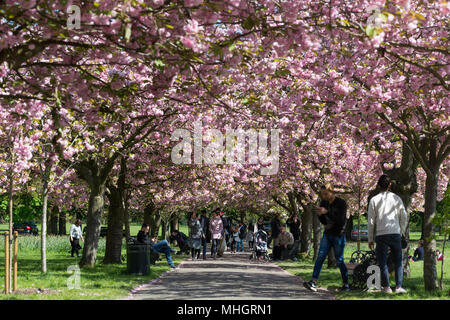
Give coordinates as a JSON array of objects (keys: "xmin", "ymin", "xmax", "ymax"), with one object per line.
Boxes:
[{"xmin": 368, "ymin": 174, "xmax": 408, "ymax": 294}]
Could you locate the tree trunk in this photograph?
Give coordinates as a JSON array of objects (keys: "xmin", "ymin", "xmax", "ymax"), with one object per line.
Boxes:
[
  {"xmin": 345, "ymin": 214, "xmax": 353, "ymax": 241},
  {"xmin": 103, "ymin": 187, "xmax": 124, "ymax": 264},
  {"xmin": 170, "ymin": 216, "xmax": 179, "ymax": 233},
  {"xmin": 161, "ymin": 219, "xmax": 169, "ymax": 241},
  {"xmin": 240, "ymin": 211, "xmax": 246, "ymax": 223},
  {"xmin": 151, "ymin": 211, "xmax": 162, "ymax": 239},
  {"xmin": 288, "ymin": 191, "xmax": 300, "ymax": 217},
  {"xmin": 8, "ymin": 168, "xmax": 14, "ymax": 289},
  {"xmin": 421, "ymin": 214, "xmax": 424, "ymax": 240},
  {"xmin": 313, "ymin": 211, "xmax": 322, "ymax": 261},
  {"xmin": 327, "ymin": 247, "xmax": 337, "ymax": 268},
  {"xmin": 423, "ymin": 167, "xmax": 439, "ymax": 291},
  {"xmin": 144, "ymin": 201, "xmax": 155, "ymax": 227},
  {"xmin": 300, "ymin": 203, "xmax": 313, "ymax": 255},
  {"xmin": 49, "ymin": 205, "xmax": 59, "ymax": 235},
  {"xmin": 79, "ymin": 180, "xmax": 106, "ymax": 268},
  {"xmin": 41, "ymin": 181, "xmax": 48, "ymax": 274},
  {"xmin": 59, "ymin": 210, "xmax": 67, "ymax": 235},
  {"xmin": 380, "ymin": 142, "xmax": 418, "ymax": 277},
  {"xmin": 103, "ymin": 156, "xmax": 127, "ymax": 264},
  {"xmin": 124, "ymin": 192, "xmax": 130, "ymax": 240}
]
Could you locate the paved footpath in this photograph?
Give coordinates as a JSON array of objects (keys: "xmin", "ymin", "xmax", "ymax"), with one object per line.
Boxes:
[{"xmin": 125, "ymin": 251, "xmax": 336, "ymax": 300}]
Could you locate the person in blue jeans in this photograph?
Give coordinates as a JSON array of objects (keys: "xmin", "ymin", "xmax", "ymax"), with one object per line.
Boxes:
[
  {"xmin": 237, "ymin": 222, "xmax": 246, "ymax": 252},
  {"xmin": 199, "ymin": 210, "xmax": 210, "ymax": 260},
  {"xmin": 137, "ymin": 224, "xmax": 176, "ymax": 269},
  {"xmin": 304, "ymin": 184, "xmax": 350, "ymax": 292},
  {"xmin": 368, "ymin": 174, "xmax": 407, "ymax": 294}
]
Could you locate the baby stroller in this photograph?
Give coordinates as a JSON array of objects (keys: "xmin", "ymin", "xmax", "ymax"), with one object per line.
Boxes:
[{"xmin": 249, "ymin": 229, "xmax": 270, "ymax": 262}]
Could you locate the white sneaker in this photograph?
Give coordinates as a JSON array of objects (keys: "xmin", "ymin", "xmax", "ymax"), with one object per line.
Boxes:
[
  {"xmin": 382, "ymin": 287, "xmax": 393, "ymax": 294},
  {"xmin": 395, "ymin": 287, "xmax": 407, "ymax": 294}
]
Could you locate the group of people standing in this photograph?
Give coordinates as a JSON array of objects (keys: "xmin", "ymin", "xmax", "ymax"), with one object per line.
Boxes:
[
  {"xmin": 185, "ymin": 208, "xmax": 249, "ymax": 260},
  {"xmin": 67, "ymin": 173, "xmax": 422, "ymax": 295},
  {"xmin": 303, "ymin": 175, "xmax": 408, "ymax": 294}
]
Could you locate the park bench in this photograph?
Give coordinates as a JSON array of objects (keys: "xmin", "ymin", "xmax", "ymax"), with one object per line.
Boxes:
[{"xmin": 345, "ymin": 250, "xmax": 377, "ymax": 290}]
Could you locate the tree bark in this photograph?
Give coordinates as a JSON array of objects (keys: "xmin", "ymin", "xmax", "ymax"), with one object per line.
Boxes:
[
  {"xmin": 144, "ymin": 201, "xmax": 155, "ymax": 228},
  {"xmin": 124, "ymin": 192, "xmax": 130, "ymax": 240},
  {"xmin": 151, "ymin": 211, "xmax": 162, "ymax": 239},
  {"xmin": 41, "ymin": 186, "xmax": 48, "ymax": 275},
  {"xmin": 312, "ymin": 211, "xmax": 322, "ymax": 261},
  {"xmin": 299, "ymin": 203, "xmax": 313, "ymax": 255},
  {"xmin": 79, "ymin": 179, "xmax": 106, "ymax": 268},
  {"xmin": 49, "ymin": 205, "xmax": 59, "ymax": 235},
  {"xmin": 58, "ymin": 210, "xmax": 67, "ymax": 235},
  {"xmin": 161, "ymin": 219, "xmax": 169, "ymax": 241},
  {"xmin": 103, "ymin": 187, "xmax": 124, "ymax": 264},
  {"xmin": 240, "ymin": 211, "xmax": 246, "ymax": 223},
  {"xmin": 103, "ymin": 157, "xmax": 127, "ymax": 264},
  {"xmin": 327, "ymin": 247, "xmax": 337, "ymax": 268},
  {"xmin": 170, "ymin": 216, "xmax": 179, "ymax": 233},
  {"xmin": 288, "ymin": 191, "xmax": 300, "ymax": 217},
  {"xmin": 423, "ymin": 167, "xmax": 439, "ymax": 291}
]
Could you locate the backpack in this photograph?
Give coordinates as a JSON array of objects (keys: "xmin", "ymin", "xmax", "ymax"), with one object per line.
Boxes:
[{"xmin": 239, "ymin": 225, "xmax": 247, "ymax": 239}]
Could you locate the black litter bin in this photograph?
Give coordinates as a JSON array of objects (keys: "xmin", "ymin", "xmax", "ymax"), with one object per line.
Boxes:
[{"xmin": 127, "ymin": 243, "xmax": 151, "ymax": 275}]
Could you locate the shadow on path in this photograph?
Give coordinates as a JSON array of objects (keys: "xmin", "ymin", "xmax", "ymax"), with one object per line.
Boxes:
[{"xmin": 126, "ymin": 252, "xmax": 336, "ymax": 300}]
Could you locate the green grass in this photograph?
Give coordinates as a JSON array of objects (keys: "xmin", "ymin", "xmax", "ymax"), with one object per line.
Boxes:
[
  {"xmin": 275, "ymin": 232, "xmax": 450, "ymax": 300},
  {"xmin": 0, "ymin": 222, "xmax": 189, "ymax": 239},
  {"xmin": 0, "ymin": 223, "xmax": 190, "ymax": 300}
]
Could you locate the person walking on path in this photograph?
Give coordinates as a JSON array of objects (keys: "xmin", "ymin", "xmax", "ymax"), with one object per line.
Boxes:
[
  {"xmin": 237, "ymin": 222, "xmax": 246, "ymax": 252},
  {"xmin": 199, "ymin": 209, "xmax": 210, "ymax": 260},
  {"xmin": 209, "ymin": 210, "xmax": 223, "ymax": 260},
  {"xmin": 304, "ymin": 184, "xmax": 350, "ymax": 293},
  {"xmin": 368, "ymin": 174, "xmax": 408, "ymax": 294},
  {"xmin": 69, "ymin": 219, "xmax": 83, "ymax": 257},
  {"xmin": 188, "ymin": 212, "xmax": 204, "ymax": 260},
  {"xmin": 271, "ymin": 212, "xmax": 282, "ymax": 252},
  {"xmin": 230, "ymin": 223, "xmax": 240, "ymax": 253}
]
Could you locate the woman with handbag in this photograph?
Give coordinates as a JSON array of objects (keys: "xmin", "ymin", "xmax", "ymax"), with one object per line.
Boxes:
[
  {"xmin": 209, "ymin": 210, "xmax": 223, "ymax": 260},
  {"xmin": 188, "ymin": 212, "xmax": 204, "ymax": 260},
  {"xmin": 69, "ymin": 219, "xmax": 83, "ymax": 257}
]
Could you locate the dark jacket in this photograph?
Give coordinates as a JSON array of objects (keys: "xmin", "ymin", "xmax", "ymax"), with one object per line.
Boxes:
[
  {"xmin": 171, "ymin": 232, "xmax": 188, "ymax": 247},
  {"xmin": 200, "ymin": 215, "xmax": 210, "ymax": 241},
  {"xmin": 318, "ymin": 197, "xmax": 348, "ymax": 237},
  {"xmin": 271, "ymin": 217, "xmax": 282, "ymax": 239},
  {"xmin": 137, "ymin": 230, "xmax": 153, "ymax": 246},
  {"xmin": 287, "ymin": 218, "xmax": 301, "ymax": 241},
  {"xmin": 256, "ymin": 222, "xmax": 265, "ymax": 231},
  {"xmin": 413, "ymin": 246, "xmax": 424, "ymax": 261}
]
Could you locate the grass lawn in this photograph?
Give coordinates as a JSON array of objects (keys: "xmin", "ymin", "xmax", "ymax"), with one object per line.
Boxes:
[
  {"xmin": 0, "ymin": 223, "xmax": 190, "ymax": 300},
  {"xmin": 275, "ymin": 232, "xmax": 450, "ymax": 300},
  {"xmin": 0, "ymin": 222, "xmax": 190, "ymax": 239}
]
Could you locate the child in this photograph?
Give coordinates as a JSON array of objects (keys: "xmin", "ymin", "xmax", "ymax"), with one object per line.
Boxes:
[{"xmin": 436, "ymin": 250, "xmax": 444, "ymax": 262}]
